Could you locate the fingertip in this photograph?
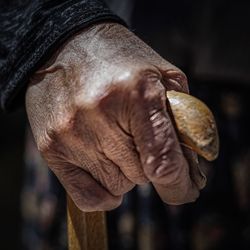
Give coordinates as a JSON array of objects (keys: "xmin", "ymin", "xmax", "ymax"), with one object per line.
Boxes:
[
  {"xmin": 72, "ymin": 192, "xmax": 123, "ymax": 212},
  {"xmin": 151, "ymin": 153, "xmax": 201, "ymax": 205},
  {"xmin": 153, "ymin": 178, "xmax": 200, "ymax": 205}
]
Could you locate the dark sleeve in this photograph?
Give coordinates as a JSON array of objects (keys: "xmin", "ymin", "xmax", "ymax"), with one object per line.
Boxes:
[{"xmin": 0, "ymin": 0, "xmax": 126, "ymax": 112}]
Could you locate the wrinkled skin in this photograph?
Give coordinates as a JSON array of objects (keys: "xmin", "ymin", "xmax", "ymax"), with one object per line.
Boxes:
[{"xmin": 26, "ymin": 23, "xmax": 206, "ymax": 212}]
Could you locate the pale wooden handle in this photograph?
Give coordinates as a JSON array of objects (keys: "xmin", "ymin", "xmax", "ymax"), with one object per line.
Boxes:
[
  {"xmin": 167, "ymin": 90, "xmax": 219, "ymax": 161},
  {"xmin": 67, "ymin": 196, "xmax": 108, "ymax": 250}
]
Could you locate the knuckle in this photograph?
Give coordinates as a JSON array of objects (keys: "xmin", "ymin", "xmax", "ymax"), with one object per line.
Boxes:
[
  {"xmin": 162, "ymin": 69, "xmax": 189, "ymax": 93},
  {"xmin": 37, "ymin": 128, "xmax": 57, "ymax": 154},
  {"xmin": 36, "ymin": 110, "xmax": 76, "ymax": 154},
  {"xmin": 148, "ymin": 156, "xmax": 185, "ymax": 185},
  {"xmin": 55, "ymin": 111, "xmax": 77, "ymax": 133},
  {"xmin": 37, "ymin": 125, "xmax": 70, "ymax": 162},
  {"xmin": 160, "ymin": 167, "xmax": 183, "ymax": 186},
  {"xmin": 113, "ymin": 66, "xmax": 162, "ymax": 90},
  {"xmin": 143, "ymin": 138, "xmax": 182, "ymax": 185},
  {"xmin": 131, "ymin": 69, "xmax": 163, "ymax": 99},
  {"xmin": 148, "ymin": 162, "xmax": 182, "ymax": 185}
]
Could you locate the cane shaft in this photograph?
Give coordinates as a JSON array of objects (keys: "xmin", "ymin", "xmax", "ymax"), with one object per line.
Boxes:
[{"xmin": 67, "ymin": 196, "xmax": 108, "ymax": 250}]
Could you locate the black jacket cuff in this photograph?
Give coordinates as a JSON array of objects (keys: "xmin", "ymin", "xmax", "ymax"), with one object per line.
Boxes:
[{"xmin": 0, "ymin": 0, "xmax": 126, "ymax": 112}]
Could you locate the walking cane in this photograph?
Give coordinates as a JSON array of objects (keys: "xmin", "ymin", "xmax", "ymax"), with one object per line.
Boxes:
[
  {"xmin": 67, "ymin": 197, "xmax": 107, "ymax": 250},
  {"xmin": 67, "ymin": 90, "xmax": 219, "ymax": 250}
]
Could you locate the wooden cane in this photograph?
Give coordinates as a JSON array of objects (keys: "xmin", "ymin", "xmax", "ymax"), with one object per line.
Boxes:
[
  {"xmin": 67, "ymin": 197, "xmax": 108, "ymax": 250},
  {"xmin": 67, "ymin": 90, "xmax": 219, "ymax": 250}
]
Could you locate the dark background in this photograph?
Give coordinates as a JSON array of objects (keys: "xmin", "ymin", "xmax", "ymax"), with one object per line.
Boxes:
[{"xmin": 0, "ymin": 110, "xmax": 26, "ymax": 250}]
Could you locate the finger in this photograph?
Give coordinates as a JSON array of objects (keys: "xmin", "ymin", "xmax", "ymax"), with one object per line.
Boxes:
[
  {"xmin": 152, "ymin": 145, "xmax": 201, "ymax": 205},
  {"xmin": 50, "ymin": 163, "xmax": 123, "ymax": 212},
  {"xmin": 93, "ymin": 117, "xmax": 148, "ymax": 185},
  {"xmin": 100, "ymin": 131, "xmax": 149, "ymax": 185},
  {"xmin": 53, "ymin": 113, "xmax": 136, "ymax": 198},
  {"xmin": 95, "ymin": 89, "xmax": 149, "ymax": 185},
  {"xmin": 130, "ymin": 75, "xmax": 198, "ymax": 203},
  {"xmin": 181, "ymin": 146, "xmax": 207, "ymax": 190}
]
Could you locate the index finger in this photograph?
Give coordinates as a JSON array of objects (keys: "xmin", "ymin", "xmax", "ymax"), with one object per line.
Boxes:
[{"xmin": 129, "ymin": 74, "xmax": 199, "ymax": 204}]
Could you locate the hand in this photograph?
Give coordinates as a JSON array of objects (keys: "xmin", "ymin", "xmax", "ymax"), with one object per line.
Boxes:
[{"xmin": 26, "ymin": 22, "xmax": 206, "ymax": 212}]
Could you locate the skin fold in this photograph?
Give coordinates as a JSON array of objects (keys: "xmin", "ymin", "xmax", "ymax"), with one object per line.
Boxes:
[{"xmin": 26, "ymin": 22, "xmax": 206, "ymax": 212}]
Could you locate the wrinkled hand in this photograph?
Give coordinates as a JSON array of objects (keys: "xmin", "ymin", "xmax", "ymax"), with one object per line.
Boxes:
[{"xmin": 26, "ymin": 23, "xmax": 206, "ymax": 212}]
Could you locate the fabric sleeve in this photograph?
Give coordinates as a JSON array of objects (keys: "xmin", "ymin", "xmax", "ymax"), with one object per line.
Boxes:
[{"xmin": 0, "ymin": 0, "xmax": 126, "ymax": 112}]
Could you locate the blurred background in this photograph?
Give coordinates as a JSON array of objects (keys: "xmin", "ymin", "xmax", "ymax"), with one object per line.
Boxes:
[{"xmin": 1, "ymin": 0, "xmax": 250, "ymax": 249}]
